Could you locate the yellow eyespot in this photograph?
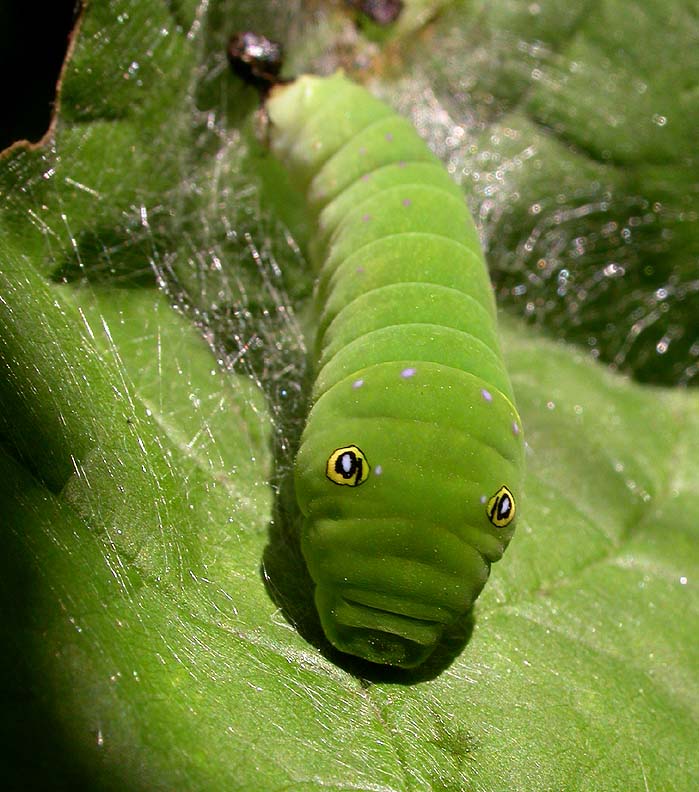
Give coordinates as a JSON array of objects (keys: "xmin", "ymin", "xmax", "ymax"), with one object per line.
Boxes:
[
  {"xmin": 486, "ymin": 485, "xmax": 515, "ymax": 527},
  {"xmin": 326, "ymin": 445, "xmax": 370, "ymax": 487}
]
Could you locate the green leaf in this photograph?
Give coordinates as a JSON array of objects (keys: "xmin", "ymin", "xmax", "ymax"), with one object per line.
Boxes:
[
  {"xmin": 420, "ymin": 0, "xmax": 699, "ymax": 386},
  {"xmin": 1, "ymin": 1, "xmax": 698, "ymax": 790}
]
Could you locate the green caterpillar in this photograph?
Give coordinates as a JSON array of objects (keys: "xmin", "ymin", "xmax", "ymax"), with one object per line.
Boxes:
[{"xmin": 267, "ymin": 72, "xmax": 524, "ymax": 668}]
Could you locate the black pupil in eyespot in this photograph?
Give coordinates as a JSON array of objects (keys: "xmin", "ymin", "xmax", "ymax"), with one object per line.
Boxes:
[
  {"xmin": 498, "ymin": 495, "xmax": 511, "ymax": 519},
  {"xmin": 336, "ymin": 452, "xmax": 357, "ymax": 479}
]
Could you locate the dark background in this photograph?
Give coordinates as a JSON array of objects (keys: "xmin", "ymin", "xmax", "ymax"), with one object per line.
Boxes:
[{"xmin": 0, "ymin": 1, "xmax": 80, "ymax": 150}]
